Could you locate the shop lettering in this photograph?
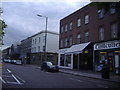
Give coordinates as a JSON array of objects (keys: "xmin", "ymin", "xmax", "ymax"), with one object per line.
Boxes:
[{"xmin": 94, "ymin": 41, "xmax": 120, "ymax": 50}]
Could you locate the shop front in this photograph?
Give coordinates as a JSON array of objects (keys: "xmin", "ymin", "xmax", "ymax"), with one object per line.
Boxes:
[
  {"xmin": 94, "ymin": 40, "xmax": 120, "ymax": 74},
  {"xmin": 58, "ymin": 42, "xmax": 93, "ymax": 70}
]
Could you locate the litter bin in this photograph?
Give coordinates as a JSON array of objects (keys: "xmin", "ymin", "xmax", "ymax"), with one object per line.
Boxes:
[{"xmin": 101, "ymin": 65, "xmax": 110, "ymax": 79}]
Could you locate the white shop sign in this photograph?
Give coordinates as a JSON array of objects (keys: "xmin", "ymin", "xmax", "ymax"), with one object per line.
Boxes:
[{"xmin": 94, "ymin": 40, "xmax": 120, "ymax": 50}]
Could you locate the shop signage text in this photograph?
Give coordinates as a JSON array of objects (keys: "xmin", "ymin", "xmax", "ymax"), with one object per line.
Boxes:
[{"xmin": 94, "ymin": 40, "xmax": 120, "ymax": 50}]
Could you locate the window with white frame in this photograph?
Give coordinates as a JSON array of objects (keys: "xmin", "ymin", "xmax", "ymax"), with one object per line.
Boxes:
[
  {"xmin": 77, "ymin": 18, "xmax": 81, "ymax": 27},
  {"xmin": 33, "ymin": 39, "xmax": 34, "ymax": 45},
  {"xmin": 38, "ymin": 46, "xmax": 40, "ymax": 52},
  {"xmin": 61, "ymin": 26, "xmax": 64, "ymax": 33},
  {"xmin": 76, "ymin": 34, "xmax": 81, "ymax": 44},
  {"xmin": 111, "ymin": 23, "xmax": 118, "ymax": 38},
  {"xmin": 60, "ymin": 39, "xmax": 63, "ymax": 48},
  {"xmin": 65, "ymin": 24, "xmax": 68, "ymax": 32},
  {"xmin": 35, "ymin": 38, "xmax": 37, "ymax": 44},
  {"xmin": 43, "ymin": 36, "xmax": 45, "ymax": 43},
  {"xmin": 98, "ymin": 9, "xmax": 104, "ymax": 19},
  {"xmin": 69, "ymin": 37, "xmax": 72, "ymax": 46},
  {"xmin": 85, "ymin": 32, "xmax": 89, "ymax": 42},
  {"xmin": 99, "ymin": 27, "xmax": 104, "ymax": 41},
  {"xmin": 85, "ymin": 15, "xmax": 89, "ymax": 24},
  {"xmin": 70, "ymin": 22, "xmax": 73, "ymax": 30}
]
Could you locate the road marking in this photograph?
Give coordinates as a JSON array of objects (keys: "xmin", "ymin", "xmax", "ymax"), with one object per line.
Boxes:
[
  {"xmin": 6, "ymin": 81, "xmax": 23, "ymax": 85},
  {"xmin": 69, "ymin": 78, "xmax": 83, "ymax": 82},
  {"xmin": 0, "ymin": 76, "xmax": 6, "ymax": 84},
  {"xmin": 15, "ymin": 74, "xmax": 25, "ymax": 83},
  {"xmin": 7, "ymin": 69, "xmax": 11, "ymax": 73},
  {"xmin": 12, "ymin": 74, "xmax": 21, "ymax": 84}
]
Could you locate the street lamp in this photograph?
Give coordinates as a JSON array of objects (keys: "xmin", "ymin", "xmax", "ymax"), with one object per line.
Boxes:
[{"xmin": 37, "ymin": 14, "xmax": 48, "ymax": 61}]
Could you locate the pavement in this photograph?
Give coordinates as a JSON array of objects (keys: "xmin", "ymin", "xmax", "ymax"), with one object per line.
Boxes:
[{"xmin": 59, "ymin": 68, "xmax": 120, "ymax": 83}]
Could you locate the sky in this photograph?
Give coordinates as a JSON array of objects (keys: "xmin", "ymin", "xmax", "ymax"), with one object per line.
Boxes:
[{"xmin": 1, "ymin": 0, "xmax": 90, "ymax": 50}]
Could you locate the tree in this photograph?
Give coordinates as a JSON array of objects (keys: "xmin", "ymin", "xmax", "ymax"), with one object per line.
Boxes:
[{"xmin": 0, "ymin": 8, "xmax": 7, "ymax": 45}]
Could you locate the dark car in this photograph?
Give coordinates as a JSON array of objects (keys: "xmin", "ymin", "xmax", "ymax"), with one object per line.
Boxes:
[{"xmin": 41, "ymin": 61, "xmax": 59, "ymax": 72}]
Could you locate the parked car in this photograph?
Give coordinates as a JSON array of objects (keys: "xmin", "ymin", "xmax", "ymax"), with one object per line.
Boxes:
[
  {"xmin": 11, "ymin": 60, "xmax": 16, "ymax": 64},
  {"xmin": 3, "ymin": 59, "xmax": 11, "ymax": 63},
  {"xmin": 41, "ymin": 61, "xmax": 59, "ymax": 72},
  {"xmin": 15, "ymin": 60, "xmax": 23, "ymax": 65}
]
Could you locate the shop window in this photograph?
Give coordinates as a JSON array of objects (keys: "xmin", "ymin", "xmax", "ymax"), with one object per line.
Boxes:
[
  {"xmin": 60, "ymin": 54, "xmax": 65, "ymax": 66},
  {"xmin": 65, "ymin": 54, "xmax": 71, "ymax": 67}
]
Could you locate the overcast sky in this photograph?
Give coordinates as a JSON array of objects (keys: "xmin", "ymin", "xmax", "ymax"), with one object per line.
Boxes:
[{"xmin": 1, "ymin": 0, "xmax": 90, "ymax": 50}]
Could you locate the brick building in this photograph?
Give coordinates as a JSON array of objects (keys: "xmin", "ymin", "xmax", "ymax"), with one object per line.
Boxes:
[{"xmin": 58, "ymin": 2, "xmax": 120, "ymax": 74}]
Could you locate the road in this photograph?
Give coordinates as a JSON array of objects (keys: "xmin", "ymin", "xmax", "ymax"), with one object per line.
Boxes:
[{"xmin": 1, "ymin": 62, "xmax": 120, "ymax": 89}]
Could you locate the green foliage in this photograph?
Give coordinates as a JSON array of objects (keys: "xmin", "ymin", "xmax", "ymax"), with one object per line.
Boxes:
[{"xmin": 0, "ymin": 19, "xmax": 7, "ymax": 45}]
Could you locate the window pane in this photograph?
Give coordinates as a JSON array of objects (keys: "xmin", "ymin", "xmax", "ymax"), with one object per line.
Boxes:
[
  {"xmin": 77, "ymin": 18, "xmax": 81, "ymax": 27},
  {"xmin": 99, "ymin": 27, "xmax": 104, "ymax": 40},
  {"xmin": 85, "ymin": 15, "xmax": 89, "ymax": 24},
  {"xmin": 111, "ymin": 23, "xmax": 118, "ymax": 38},
  {"xmin": 85, "ymin": 32, "xmax": 89, "ymax": 42},
  {"xmin": 70, "ymin": 22, "xmax": 73, "ymax": 30}
]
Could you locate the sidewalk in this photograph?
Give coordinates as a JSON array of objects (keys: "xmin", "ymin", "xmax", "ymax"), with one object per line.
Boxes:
[{"xmin": 59, "ymin": 68, "xmax": 120, "ymax": 83}]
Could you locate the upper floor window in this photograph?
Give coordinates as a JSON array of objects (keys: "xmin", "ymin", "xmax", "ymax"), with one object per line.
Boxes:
[
  {"xmin": 32, "ymin": 39, "xmax": 34, "ymax": 45},
  {"xmin": 98, "ymin": 9, "xmax": 104, "ymax": 19},
  {"xmin": 111, "ymin": 23, "xmax": 118, "ymax": 38},
  {"xmin": 35, "ymin": 38, "xmax": 37, "ymax": 44},
  {"xmin": 85, "ymin": 15, "xmax": 89, "ymax": 24},
  {"xmin": 38, "ymin": 46, "xmax": 40, "ymax": 52},
  {"xmin": 110, "ymin": 3, "xmax": 116, "ymax": 14},
  {"xmin": 76, "ymin": 34, "xmax": 81, "ymax": 44},
  {"xmin": 85, "ymin": 32, "xmax": 89, "ymax": 42},
  {"xmin": 60, "ymin": 26, "xmax": 64, "ymax": 33},
  {"xmin": 64, "ymin": 38, "xmax": 68, "ymax": 47},
  {"xmin": 65, "ymin": 24, "xmax": 68, "ymax": 32},
  {"xmin": 69, "ymin": 37, "xmax": 72, "ymax": 46},
  {"xmin": 70, "ymin": 22, "xmax": 73, "ymax": 30},
  {"xmin": 39, "ymin": 37, "xmax": 41, "ymax": 43},
  {"xmin": 99, "ymin": 27, "xmax": 104, "ymax": 41},
  {"xmin": 77, "ymin": 18, "xmax": 81, "ymax": 27},
  {"xmin": 60, "ymin": 39, "xmax": 63, "ymax": 48},
  {"xmin": 43, "ymin": 36, "xmax": 45, "ymax": 43}
]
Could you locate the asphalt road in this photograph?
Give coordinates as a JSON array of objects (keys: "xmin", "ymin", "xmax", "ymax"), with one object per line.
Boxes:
[{"xmin": 1, "ymin": 62, "xmax": 120, "ymax": 88}]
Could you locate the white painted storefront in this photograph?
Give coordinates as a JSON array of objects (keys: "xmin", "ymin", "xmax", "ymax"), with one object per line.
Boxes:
[{"xmin": 58, "ymin": 42, "xmax": 90, "ymax": 69}]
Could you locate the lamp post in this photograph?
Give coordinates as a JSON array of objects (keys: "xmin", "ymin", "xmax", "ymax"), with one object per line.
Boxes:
[{"xmin": 37, "ymin": 14, "xmax": 48, "ymax": 61}]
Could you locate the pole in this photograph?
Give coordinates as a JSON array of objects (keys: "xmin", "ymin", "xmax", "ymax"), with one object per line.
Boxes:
[{"xmin": 44, "ymin": 17, "xmax": 48, "ymax": 61}]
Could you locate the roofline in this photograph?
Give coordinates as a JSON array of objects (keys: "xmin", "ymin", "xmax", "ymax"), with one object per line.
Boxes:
[
  {"xmin": 60, "ymin": 2, "xmax": 93, "ymax": 21},
  {"xmin": 31, "ymin": 30, "xmax": 59, "ymax": 37}
]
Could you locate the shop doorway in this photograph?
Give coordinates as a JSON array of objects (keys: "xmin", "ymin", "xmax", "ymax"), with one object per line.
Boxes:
[
  {"xmin": 107, "ymin": 52, "xmax": 114, "ymax": 71},
  {"xmin": 73, "ymin": 54, "xmax": 79, "ymax": 70}
]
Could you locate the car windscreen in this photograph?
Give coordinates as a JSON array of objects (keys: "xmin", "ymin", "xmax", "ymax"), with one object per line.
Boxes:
[{"xmin": 46, "ymin": 62, "xmax": 53, "ymax": 66}]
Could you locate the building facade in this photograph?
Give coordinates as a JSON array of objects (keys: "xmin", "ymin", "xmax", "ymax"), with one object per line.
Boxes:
[
  {"xmin": 20, "ymin": 37, "xmax": 32, "ymax": 64},
  {"xmin": 2, "ymin": 47, "xmax": 10, "ymax": 60},
  {"xmin": 58, "ymin": 2, "xmax": 120, "ymax": 74},
  {"xmin": 31, "ymin": 31, "xmax": 59, "ymax": 65}
]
